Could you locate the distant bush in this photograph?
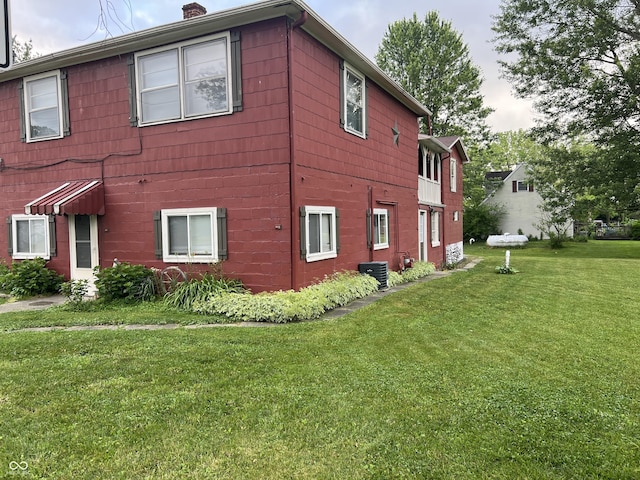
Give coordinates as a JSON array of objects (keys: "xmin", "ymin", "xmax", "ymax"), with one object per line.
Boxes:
[
  {"xmin": 0, "ymin": 257, "xmax": 64, "ymax": 299},
  {"xmin": 548, "ymin": 232, "xmax": 567, "ymax": 249},
  {"xmin": 631, "ymin": 221, "xmax": 640, "ymax": 240},
  {"xmin": 94, "ymin": 262, "xmax": 157, "ymax": 301}
]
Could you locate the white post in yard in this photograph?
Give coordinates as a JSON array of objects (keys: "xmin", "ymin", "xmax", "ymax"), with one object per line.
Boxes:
[{"xmin": 505, "ymin": 250, "xmax": 511, "ymax": 268}]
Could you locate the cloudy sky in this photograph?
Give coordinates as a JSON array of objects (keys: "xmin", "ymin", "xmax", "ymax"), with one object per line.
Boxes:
[{"xmin": 7, "ymin": 0, "xmax": 535, "ymax": 132}]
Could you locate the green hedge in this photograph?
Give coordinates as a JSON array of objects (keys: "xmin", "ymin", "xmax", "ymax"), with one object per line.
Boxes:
[
  {"xmin": 192, "ymin": 271, "xmax": 380, "ymax": 323},
  {"xmin": 188, "ymin": 262, "xmax": 436, "ymax": 323}
]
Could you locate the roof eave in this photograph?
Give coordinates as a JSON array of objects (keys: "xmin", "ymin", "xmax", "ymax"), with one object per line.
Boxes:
[
  {"xmin": 418, "ymin": 134, "xmax": 451, "ymax": 153},
  {"xmin": 2, "ymin": 0, "xmax": 431, "ymax": 117}
]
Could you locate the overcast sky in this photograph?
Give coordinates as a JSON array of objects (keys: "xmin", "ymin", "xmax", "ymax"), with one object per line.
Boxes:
[{"xmin": 8, "ymin": 0, "xmax": 535, "ymax": 133}]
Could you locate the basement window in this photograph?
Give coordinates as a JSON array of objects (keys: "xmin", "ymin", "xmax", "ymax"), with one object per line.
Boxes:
[
  {"xmin": 300, "ymin": 206, "xmax": 339, "ymax": 262},
  {"xmin": 157, "ymin": 207, "xmax": 227, "ymax": 263},
  {"xmin": 10, "ymin": 214, "xmax": 51, "ymax": 259}
]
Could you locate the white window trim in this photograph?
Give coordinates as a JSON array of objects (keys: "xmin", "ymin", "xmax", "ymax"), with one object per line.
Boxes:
[
  {"xmin": 373, "ymin": 208, "xmax": 389, "ymax": 250},
  {"xmin": 342, "ymin": 62, "xmax": 366, "ymax": 138},
  {"xmin": 450, "ymin": 158, "xmax": 457, "ymax": 192},
  {"xmin": 431, "ymin": 211, "xmax": 441, "ymax": 247},
  {"xmin": 305, "ymin": 206, "xmax": 337, "ymax": 262},
  {"xmin": 23, "ymin": 70, "xmax": 64, "ymax": 143},
  {"xmin": 12, "ymin": 214, "xmax": 51, "ymax": 260},
  {"xmin": 161, "ymin": 207, "xmax": 218, "ymax": 263},
  {"xmin": 135, "ymin": 32, "xmax": 233, "ymax": 127}
]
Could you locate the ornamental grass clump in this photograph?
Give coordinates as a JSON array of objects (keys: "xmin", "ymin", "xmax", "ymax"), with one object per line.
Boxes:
[{"xmin": 164, "ymin": 273, "xmax": 245, "ymax": 311}]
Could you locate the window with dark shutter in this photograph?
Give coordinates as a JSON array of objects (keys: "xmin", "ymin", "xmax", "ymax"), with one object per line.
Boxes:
[
  {"xmin": 131, "ymin": 31, "xmax": 242, "ymax": 126},
  {"xmin": 20, "ymin": 70, "xmax": 70, "ymax": 142}
]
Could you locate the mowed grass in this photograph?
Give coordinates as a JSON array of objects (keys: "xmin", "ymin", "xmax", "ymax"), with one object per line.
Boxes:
[{"xmin": 1, "ymin": 240, "xmax": 639, "ymax": 479}]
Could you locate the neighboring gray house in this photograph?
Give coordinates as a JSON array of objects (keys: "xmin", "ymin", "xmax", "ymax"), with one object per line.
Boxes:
[{"xmin": 483, "ymin": 164, "xmax": 573, "ymax": 239}]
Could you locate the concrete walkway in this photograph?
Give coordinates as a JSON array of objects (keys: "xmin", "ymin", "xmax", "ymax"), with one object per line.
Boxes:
[
  {"xmin": 1, "ymin": 257, "xmax": 482, "ymax": 333},
  {"xmin": 0, "ymin": 294, "xmax": 67, "ymax": 313}
]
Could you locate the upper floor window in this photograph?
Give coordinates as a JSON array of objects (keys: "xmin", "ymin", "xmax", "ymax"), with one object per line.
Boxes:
[
  {"xmin": 340, "ymin": 62, "xmax": 367, "ymax": 138},
  {"xmin": 135, "ymin": 32, "xmax": 235, "ymax": 126},
  {"xmin": 21, "ymin": 70, "xmax": 69, "ymax": 142},
  {"xmin": 10, "ymin": 214, "xmax": 51, "ymax": 259},
  {"xmin": 450, "ymin": 158, "xmax": 457, "ymax": 192},
  {"xmin": 512, "ymin": 181, "xmax": 534, "ymax": 192},
  {"xmin": 373, "ymin": 209, "xmax": 389, "ymax": 250}
]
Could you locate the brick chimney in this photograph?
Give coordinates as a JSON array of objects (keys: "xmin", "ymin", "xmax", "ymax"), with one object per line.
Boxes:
[{"xmin": 183, "ymin": 3, "xmax": 207, "ymax": 19}]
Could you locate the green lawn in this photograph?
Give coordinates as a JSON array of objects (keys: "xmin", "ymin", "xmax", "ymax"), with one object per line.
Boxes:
[{"xmin": 1, "ymin": 240, "xmax": 639, "ymax": 479}]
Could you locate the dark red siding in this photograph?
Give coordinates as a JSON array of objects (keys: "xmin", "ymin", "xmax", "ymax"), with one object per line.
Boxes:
[
  {"xmin": 288, "ymin": 28, "xmax": 419, "ymax": 288},
  {"xmin": 0, "ymin": 16, "xmax": 426, "ymax": 293},
  {"xmin": 0, "ymin": 19, "xmax": 295, "ymax": 292}
]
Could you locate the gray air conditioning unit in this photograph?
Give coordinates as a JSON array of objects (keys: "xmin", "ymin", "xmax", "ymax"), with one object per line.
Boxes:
[{"xmin": 358, "ymin": 261, "xmax": 389, "ymax": 290}]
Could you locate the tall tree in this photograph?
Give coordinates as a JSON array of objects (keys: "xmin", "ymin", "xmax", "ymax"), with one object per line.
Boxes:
[
  {"xmin": 12, "ymin": 37, "xmax": 39, "ymax": 63},
  {"xmin": 466, "ymin": 130, "xmax": 545, "ymax": 206},
  {"xmin": 492, "ymin": 0, "xmax": 640, "ymax": 214},
  {"xmin": 375, "ymin": 12, "xmax": 493, "ymax": 145}
]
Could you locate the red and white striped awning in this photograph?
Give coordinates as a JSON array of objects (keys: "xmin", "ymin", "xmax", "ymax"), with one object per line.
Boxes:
[{"xmin": 24, "ymin": 180, "xmax": 105, "ymax": 216}]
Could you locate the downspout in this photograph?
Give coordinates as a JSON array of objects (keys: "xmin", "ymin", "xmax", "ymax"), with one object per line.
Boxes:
[{"xmin": 288, "ymin": 11, "xmax": 307, "ymax": 290}]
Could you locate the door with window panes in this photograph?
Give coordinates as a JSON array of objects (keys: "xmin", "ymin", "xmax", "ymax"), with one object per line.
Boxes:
[{"xmin": 68, "ymin": 215, "xmax": 99, "ymax": 294}]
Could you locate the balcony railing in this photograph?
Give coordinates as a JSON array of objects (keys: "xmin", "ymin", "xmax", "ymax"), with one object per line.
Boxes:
[{"xmin": 419, "ymin": 177, "xmax": 441, "ymax": 205}]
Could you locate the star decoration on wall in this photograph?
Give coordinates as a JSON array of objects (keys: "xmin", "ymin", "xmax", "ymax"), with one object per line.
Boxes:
[{"xmin": 392, "ymin": 120, "xmax": 400, "ymax": 145}]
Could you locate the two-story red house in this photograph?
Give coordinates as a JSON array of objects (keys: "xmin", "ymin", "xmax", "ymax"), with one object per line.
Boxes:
[{"xmin": 0, "ymin": 0, "xmax": 465, "ymax": 293}]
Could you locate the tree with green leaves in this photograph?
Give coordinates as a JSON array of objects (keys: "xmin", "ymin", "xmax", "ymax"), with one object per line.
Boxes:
[
  {"xmin": 492, "ymin": 0, "xmax": 640, "ymax": 215},
  {"xmin": 463, "ymin": 130, "xmax": 548, "ymax": 240},
  {"xmin": 375, "ymin": 11, "xmax": 493, "ymax": 145},
  {"xmin": 12, "ymin": 37, "xmax": 39, "ymax": 63}
]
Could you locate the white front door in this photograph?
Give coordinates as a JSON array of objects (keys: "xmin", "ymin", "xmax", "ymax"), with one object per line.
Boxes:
[
  {"xmin": 69, "ymin": 215, "xmax": 99, "ymax": 294},
  {"xmin": 419, "ymin": 210, "xmax": 427, "ymax": 262}
]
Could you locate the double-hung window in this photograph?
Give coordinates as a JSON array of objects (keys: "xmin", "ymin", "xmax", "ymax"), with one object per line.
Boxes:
[
  {"xmin": 373, "ymin": 209, "xmax": 389, "ymax": 250},
  {"xmin": 301, "ymin": 206, "xmax": 338, "ymax": 262},
  {"xmin": 450, "ymin": 158, "xmax": 457, "ymax": 192},
  {"xmin": 431, "ymin": 211, "xmax": 441, "ymax": 247},
  {"xmin": 136, "ymin": 32, "xmax": 233, "ymax": 125},
  {"xmin": 21, "ymin": 70, "xmax": 68, "ymax": 142},
  {"xmin": 160, "ymin": 208, "xmax": 219, "ymax": 263},
  {"xmin": 11, "ymin": 215, "xmax": 50, "ymax": 259},
  {"xmin": 341, "ymin": 62, "xmax": 366, "ymax": 138}
]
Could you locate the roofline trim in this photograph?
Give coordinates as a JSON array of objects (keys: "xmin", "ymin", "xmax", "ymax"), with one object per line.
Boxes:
[{"xmin": 2, "ymin": 0, "xmax": 431, "ymax": 117}]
